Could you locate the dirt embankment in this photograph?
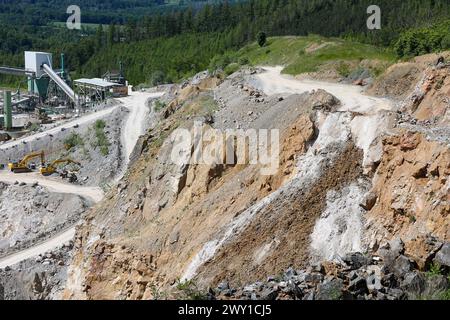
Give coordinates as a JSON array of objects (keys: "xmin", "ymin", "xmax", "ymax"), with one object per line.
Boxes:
[
  {"xmin": 195, "ymin": 143, "xmax": 364, "ymax": 287},
  {"xmin": 0, "ymin": 182, "xmax": 91, "ymax": 258},
  {"xmin": 367, "ymin": 52, "xmax": 450, "ymax": 124},
  {"xmin": 364, "ymin": 131, "xmax": 450, "ymax": 269}
]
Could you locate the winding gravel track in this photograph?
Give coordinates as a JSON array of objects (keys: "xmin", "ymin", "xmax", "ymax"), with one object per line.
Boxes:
[
  {"xmin": 0, "ymin": 171, "xmax": 104, "ymax": 202},
  {"xmin": 253, "ymin": 66, "xmax": 393, "ymax": 114},
  {"xmin": 119, "ymin": 91, "xmax": 165, "ymax": 162}
]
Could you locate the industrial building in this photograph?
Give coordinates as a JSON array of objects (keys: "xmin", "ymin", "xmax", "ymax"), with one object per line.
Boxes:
[{"xmin": 0, "ymin": 51, "xmax": 129, "ymax": 136}]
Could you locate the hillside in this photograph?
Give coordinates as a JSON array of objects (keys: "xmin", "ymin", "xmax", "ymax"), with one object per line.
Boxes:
[
  {"xmin": 0, "ymin": 1, "xmax": 230, "ymax": 25},
  {"xmin": 0, "ymin": 36, "xmax": 449, "ymax": 302},
  {"xmin": 61, "ymin": 50, "xmax": 449, "ymax": 300},
  {"xmin": 2, "ymin": 0, "xmax": 450, "ymax": 88},
  {"xmin": 0, "ymin": 0, "xmax": 449, "ymax": 303}
]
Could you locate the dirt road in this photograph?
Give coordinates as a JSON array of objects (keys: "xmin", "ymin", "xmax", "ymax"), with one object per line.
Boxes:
[
  {"xmin": 0, "ymin": 227, "xmax": 76, "ymax": 269},
  {"xmin": 119, "ymin": 91, "xmax": 165, "ymax": 162},
  {"xmin": 253, "ymin": 66, "xmax": 393, "ymax": 114},
  {"xmin": 0, "ymin": 171, "xmax": 104, "ymax": 203}
]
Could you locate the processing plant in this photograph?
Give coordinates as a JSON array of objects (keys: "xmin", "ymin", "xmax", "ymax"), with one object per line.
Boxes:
[{"xmin": 0, "ymin": 51, "xmax": 128, "ymax": 135}]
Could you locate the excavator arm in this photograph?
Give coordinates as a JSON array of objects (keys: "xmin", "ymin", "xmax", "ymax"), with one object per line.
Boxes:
[
  {"xmin": 50, "ymin": 159, "xmax": 81, "ymax": 167},
  {"xmin": 8, "ymin": 151, "xmax": 45, "ymax": 173},
  {"xmin": 40, "ymin": 158, "xmax": 81, "ymax": 176}
]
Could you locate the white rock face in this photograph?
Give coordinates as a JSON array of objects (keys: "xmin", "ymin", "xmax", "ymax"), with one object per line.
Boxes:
[{"xmin": 310, "ymin": 183, "xmax": 368, "ymax": 263}]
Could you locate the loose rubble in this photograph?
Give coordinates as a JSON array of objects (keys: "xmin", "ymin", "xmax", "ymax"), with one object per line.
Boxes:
[{"xmin": 212, "ymin": 241, "xmax": 449, "ymax": 300}]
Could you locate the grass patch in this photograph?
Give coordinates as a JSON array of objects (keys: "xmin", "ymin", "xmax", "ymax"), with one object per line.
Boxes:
[
  {"xmin": 175, "ymin": 279, "xmax": 208, "ymax": 300},
  {"xmin": 154, "ymin": 100, "xmax": 167, "ymax": 112},
  {"xmin": 426, "ymin": 262, "xmax": 443, "ymax": 278},
  {"xmin": 336, "ymin": 62, "xmax": 352, "ymax": 78},
  {"xmin": 235, "ymin": 35, "xmax": 396, "ymax": 77},
  {"xmin": 92, "ymin": 120, "xmax": 110, "ymax": 156},
  {"xmin": 64, "ymin": 133, "xmax": 84, "ymax": 151},
  {"xmin": 440, "ymin": 289, "xmax": 450, "ymax": 300},
  {"xmin": 224, "ymin": 62, "xmax": 240, "ymax": 75}
]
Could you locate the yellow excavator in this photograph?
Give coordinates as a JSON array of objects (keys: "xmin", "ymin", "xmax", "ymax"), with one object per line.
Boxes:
[
  {"xmin": 8, "ymin": 151, "xmax": 45, "ymax": 173},
  {"xmin": 40, "ymin": 158, "xmax": 81, "ymax": 176}
]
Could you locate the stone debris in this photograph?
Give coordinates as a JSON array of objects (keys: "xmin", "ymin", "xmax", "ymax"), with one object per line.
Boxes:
[{"xmin": 212, "ymin": 246, "xmax": 449, "ymax": 300}]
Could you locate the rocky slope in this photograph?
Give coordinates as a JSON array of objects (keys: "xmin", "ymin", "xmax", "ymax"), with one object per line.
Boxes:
[
  {"xmin": 2, "ymin": 53, "xmax": 448, "ymax": 300},
  {"xmin": 0, "ymin": 182, "xmax": 90, "ymax": 257},
  {"xmin": 60, "ymin": 58, "xmax": 449, "ymax": 300},
  {"xmin": 58, "ymin": 55, "xmax": 449, "ymax": 300}
]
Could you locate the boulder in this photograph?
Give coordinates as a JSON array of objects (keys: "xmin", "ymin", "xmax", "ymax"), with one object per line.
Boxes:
[
  {"xmin": 285, "ymin": 280, "xmax": 303, "ymax": 299},
  {"xmin": 316, "ymin": 278, "xmax": 344, "ymax": 300},
  {"xmin": 260, "ymin": 288, "xmax": 279, "ymax": 300},
  {"xmin": 381, "ymin": 273, "xmax": 398, "ymax": 289},
  {"xmin": 302, "ymin": 291, "xmax": 314, "ymax": 300},
  {"xmin": 401, "ymin": 272, "xmax": 425, "ymax": 297},
  {"xmin": 310, "ymin": 89, "xmax": 340, "ymax": 112},
  {"xmin": 284, "ymin": 267, "xmax": 297, "ymax": 280},
  {"xmin": 366, "ymin": 274, "xmax": 382, "ymax": 291},
  {"xmin": 343, "ymin": 252, "xmax": 370, "ymax": 269},
  {"xmin": 304, "ymin": 273, "xmax": 324, "ymax": 284},
  {"xmin": 348, "ymin": 276, "xmax": 368, "ymax": 295},
  {"xmin": 217, "ymin": 282, "xmax": 230, "ymax": 291},
  {"xmin": 392, "ymin": 255, "xmax": 414, "ymax": 276},
  {"xmin": 386, "ymin": 288, "xmax": 406, "ymax": 300},
  {"xmin": 379, "ymin": 238, "xmax": 405, "ymax": 270},
  {"xmin": 360, "ymin": 192, "xmax": 377, "ymax": 211},
  {"xmin": 433, "ymin": 243, "xmax": 450, "ymax": 268}
]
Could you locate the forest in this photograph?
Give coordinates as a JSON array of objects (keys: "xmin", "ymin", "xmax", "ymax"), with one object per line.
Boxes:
[{"xmin": 0, "ymin": 0, "xmax": 449, "ymax": 86}]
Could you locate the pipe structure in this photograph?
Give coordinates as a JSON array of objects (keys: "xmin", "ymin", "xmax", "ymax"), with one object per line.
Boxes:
[
  {"xmin": 0, "ymin": 66, "xmax": 34, "ymax": 77},
  {"xmin": 61, "ymin": 53, "xmax": 65, "ymax": 79},
  {"xmin": 3, "ymin": 91, "xmax": 12, "ymax": 130},
  {"xmin": 42, "ymin": 63, "xmax": 78, "ymax": 103}
]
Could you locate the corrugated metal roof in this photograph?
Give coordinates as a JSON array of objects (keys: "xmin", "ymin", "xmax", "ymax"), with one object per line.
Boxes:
[{"xmin": 74, "ymin": 78, "xmax": 119, "ymax": 88}]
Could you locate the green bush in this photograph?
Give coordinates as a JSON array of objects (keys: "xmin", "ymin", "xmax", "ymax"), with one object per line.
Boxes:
[
  {"xmin": 238, "ymin": 57, "xmax": 250, "ymax": 65},
  {"xmin": 93, "ymin": 120, "xmax": 110, "ymax": 156},
  {"xmin": 441, "ymin": 34, "xmax": 450, "ymax": 50},
  {"xmin": 395, "ymin": 20, "xmax": 450, "ymax": 57},
  {"xmin": 64, "ymin": 133, "xmax": 84, "ymax": 151},
  {"xmin": 257, "ymin": 31, "xmax": 267, "ymax": 47},
  {"xmin": 440, "ymin": 289, "xmax": 450, "ymax": 300},
  {"xmin": 176, "ymin": 279, "xmax": 207, "ymax": 300},
  {"xmin": 154, "ymin": 100, "xmax": 166, "ymax": 112},
  {"xmin": 224, "ymin": 62, "xmax": 240, "ymax": 75}
]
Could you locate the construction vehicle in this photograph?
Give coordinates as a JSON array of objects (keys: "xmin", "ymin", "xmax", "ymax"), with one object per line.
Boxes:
[
  {"xmin": 8, "ymin": 151, "xmax": 45, "ymax": 173},
  {"xmin": 61, "ymin": 170, "xmax": 78, "ymax": 183},
  {"xmin": 40, "ymin": 158, "xmax": 81, "ymax": 176}
]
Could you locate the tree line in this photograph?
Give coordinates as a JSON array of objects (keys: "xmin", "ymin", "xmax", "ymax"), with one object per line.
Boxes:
[{"xmin": 1, "ymin": 0, "xmax": 449, "ymax": 87}]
